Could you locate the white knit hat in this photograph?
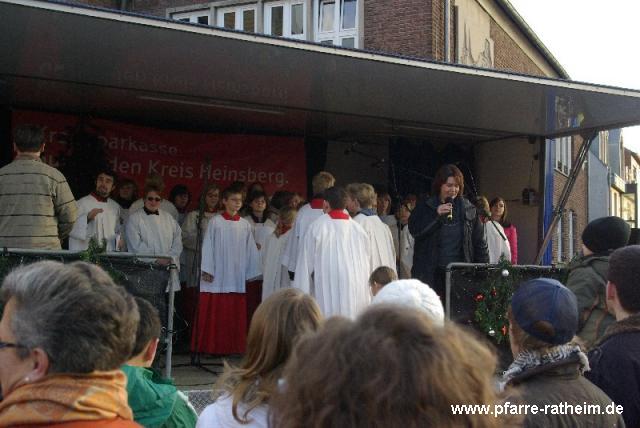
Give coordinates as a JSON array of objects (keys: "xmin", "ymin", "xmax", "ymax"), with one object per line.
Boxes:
[{"xmin": 371, "ymin": 279, "xmax": 445, "ymax": 326}]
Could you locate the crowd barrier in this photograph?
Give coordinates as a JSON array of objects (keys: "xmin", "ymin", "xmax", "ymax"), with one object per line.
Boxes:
[{"xmin": 0, "ymin": 248, "xmax": 177, "ymax": 378}]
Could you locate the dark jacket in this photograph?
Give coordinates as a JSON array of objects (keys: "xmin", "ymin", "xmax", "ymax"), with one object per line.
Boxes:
[
  {"xmin": 587, "ymin": 313, "xmax": 640, "ymax": 428},
  {"xmin": 507, "ymin": 354, "xmax": 625, "ymax": 427},
  {"xmin": 566, "ymin": 253, "xmax": 615, "ymax": 349},
  {"xmin": 408, "ymin": 195, "xmax": 488, "ymax": 285}
]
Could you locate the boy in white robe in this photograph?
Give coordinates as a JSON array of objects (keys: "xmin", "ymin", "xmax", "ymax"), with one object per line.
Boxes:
[
  {"xmin": 262, "ymin": 206, "xmax": 297, "ymax": 301},
  {"xmin": 346, "ymin": 183, "xmax": 397, "ymax": 274},
  {"xmin": 282, "ymin": 171, "xmax": 335, "ymax": 278},
  {"xmin": 192, "ymin": 187, "xmax": 261, "ymax": 355},
  {"xmin": 69, "ymin": 170, "xmax": 121, "ymax": 251},
  {"xmin": 294, "ymin": 186, "xmax": 371, "ymax": 318}
]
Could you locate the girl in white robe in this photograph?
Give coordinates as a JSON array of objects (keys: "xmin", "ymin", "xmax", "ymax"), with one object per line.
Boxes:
[{"xmin": 261, "ymin": 207, "xmax": 297, "ymax": 301}]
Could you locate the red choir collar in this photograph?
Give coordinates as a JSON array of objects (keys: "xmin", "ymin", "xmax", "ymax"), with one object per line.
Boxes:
[
  {"xmin": 328, "ymin": 210, "xmax": 350, "ymax": 220},
  {"xmin": 222, "ymin": 211, "xmax": 241, "ymax": 221},
  {"xmin": 91, "ymin": 192, "xmax": 108, "ymax": 203},
  {"xmin": 310, "ymin": 198, "xmax": 324, "ymax": 209}
]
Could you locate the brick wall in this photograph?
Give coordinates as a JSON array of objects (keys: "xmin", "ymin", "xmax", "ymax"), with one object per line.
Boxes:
[
  {"xmin": 489, "ymin": 18, "xmax": 545, "ymax": 77},
  {"xmin": 363, "ymin": 0, "xmax": 433, "ymax": 59},
  {"xmin": 551, "ymin": 136, "xmax": 588, "ymax": 262},
  {"xmin": 66, "ymin": 0, "xmax": 121, "ymax": 9},
  {"xmin": 128, "ymin": 0, "xmax": 197, "ymax": 17}
]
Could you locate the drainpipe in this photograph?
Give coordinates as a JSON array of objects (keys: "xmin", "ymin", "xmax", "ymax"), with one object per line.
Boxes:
[{"xmin": 444, "ymin": 0, "xmax": 451, "ymax": 62}]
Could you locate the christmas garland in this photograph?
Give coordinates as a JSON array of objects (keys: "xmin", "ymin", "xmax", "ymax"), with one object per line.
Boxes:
[{"xmin": 473, "ymin": 258, "xmax": 517, "ymax": 345}]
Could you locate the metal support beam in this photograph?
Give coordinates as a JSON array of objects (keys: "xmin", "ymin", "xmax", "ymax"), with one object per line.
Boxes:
[{"xmin": 535, "ymin": 132, "xmax": 597, "ymax": 264}]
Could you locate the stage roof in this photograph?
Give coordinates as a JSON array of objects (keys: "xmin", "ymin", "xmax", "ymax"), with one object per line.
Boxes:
[{"xmin": 2, "ymin": 0, "xmax": 640, "ymax": 143}]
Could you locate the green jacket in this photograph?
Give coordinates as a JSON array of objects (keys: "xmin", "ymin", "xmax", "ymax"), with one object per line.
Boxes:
[
  {"xmin": 566, "ymin": 254, "xmax": 615, "ymax": 349},
  {"xmin": 121, "ymin": 365, "xmax": 197, "ymax": 428}
]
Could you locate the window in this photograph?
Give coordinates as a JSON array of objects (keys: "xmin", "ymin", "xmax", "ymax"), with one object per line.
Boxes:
[
  {"xmin": 172, "ymin": 10, "xmax": 210, "ymax": 25},
  {"xmin": 315, "ymin": 0, "xmax": 358, "ymax": 47},
  {"xmin": 599, "ymin": 130, "xmax": 609, "ymax": 164},
  {"xmin": 216, "ymin": 5, "xmax": 257, "ymax": 32},
  {"xmin": 265, "ymin": 1, "xmax": 307, "ymax": 39},
  {"xmin": 555, "ymin": 214, "xmax": 563, "ymax": 263},
  {"xmin": 567, "ymin": 210, "xmax": 574, "ymax": 260},
  {"xmin": 555, "ymin": 135, "xmax": 572, "ymax": 175}
]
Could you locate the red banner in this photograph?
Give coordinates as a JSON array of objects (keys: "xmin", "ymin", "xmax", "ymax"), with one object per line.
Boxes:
[{"xmin": 12, "ymin": 110, "xmax": 307, "ymax": 209}]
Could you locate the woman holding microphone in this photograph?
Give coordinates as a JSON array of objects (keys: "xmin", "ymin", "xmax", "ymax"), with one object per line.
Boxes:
[{"xmin": 409, "ymin": 164, "xmax": 488, "ymax": 303}]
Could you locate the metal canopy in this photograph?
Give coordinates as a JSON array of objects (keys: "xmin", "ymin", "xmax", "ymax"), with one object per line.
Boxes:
[{"xmin": 2, "ymin": 0, "xmax": 640, "ymax": 142}]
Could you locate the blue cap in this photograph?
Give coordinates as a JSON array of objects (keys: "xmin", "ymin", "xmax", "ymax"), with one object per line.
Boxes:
[{"xmin": 510, "ymin": 278, "xmax": 578, "ymax": 345}]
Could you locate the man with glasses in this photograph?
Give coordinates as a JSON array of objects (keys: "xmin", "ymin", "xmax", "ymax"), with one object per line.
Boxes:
[{"xmin": 125, "ymin": 184, "xmax": 183, "ymax": 268}]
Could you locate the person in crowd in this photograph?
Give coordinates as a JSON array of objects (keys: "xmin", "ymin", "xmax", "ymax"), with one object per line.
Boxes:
[
  {"xmin": 409, "ymin": 164, "xmax": 488, "ymax": 301},
  {"xmin": 376, "ymin": 188, "xmax": 396, "ymax": 227},
  {"xmin": 0, "ymin": 124, "xmax": 77, "ymax": 249},
  {"xmin": 567, "ymin": 216, "xmax": 630, "ymax": 349},
  {"xmin": 489, "ymin": 197, "xmax": 518, "ymax": 264},
  {"xmin": 392, "ymin": 202, "xmax": 414, "ymax": 279},
  {"xmin": 282, "ymin": 171, "xmax": 335, "ymax": 279},
  {"xmin": 129, "ymin": 173, "xmax": 179, "ymax": 220},
  {"xmin": 289, "ymin": 193, "xmax": 303, "ymax": 210},
  {"xmin": 192, "ymin": 186, "xmax": 261, "ymax": 355},
  {"xmin": 169, "ymin": 184, "xmax": 191, "ymax": 226},
  {"xmin": 476, "ymin": 196, "xmax": 511, "ymax": 264},
  {"xmin": 114, "ymin": 178, "xmax": 138, "ymax": 210},
  {"xmin": 368, "ymin": 265, "xmax": 397, "ymax": 297},
  {"xmin": 500, "ymin": 278, "xmax": 624, "ymax": 427},
  {"xmin": 181, "ymin": 184, "xmax": 220, "ymax": 326},
  {"xmin": 371, "ymin": 279, "xmax": 444, "ymax": 325},
  {"xmin": 265, "ymin": 190, "xmax": 292, "ymax": 223},
  {"xmin": 262, "ymin": 207, "xmax": 297, "ymax": 301},
  {"xmin": 586, "ymin": 245, "xmax": 640, "ymax": 428},
  {"xmin": 0, "ymin": 261, "xmax": 139, "ymax": 427},
  {"xmin": 126, "ymin": 183, "xmax": 183, "ymax": 268},
  {"xmin": 404, "ymin": 193, "xmax": 418, "ymax": 210},
  {"xmin": 346, "ymin": 183, "xmax": 396, "ymax": 274},
  {"xmin": 69, "ymin": 169, "xmax": 121, "ymax": 251},
  {"xmin": 197, "ymin": 288, "xmax": 322, "ymax": 428},
  {"xmin": 294, "ymin": 186, "xmax": 371, "ymax": 318},
  {"xmin": 270, "ymin": 305, "xmax": 505, "ymax": 428},
  {"xmin": 122, "ymin": 297, "xmax": 197, "ymax": 428},
  {"xmin": 228, "ymin": 181, "xmax": 247, "ymax": 204}
]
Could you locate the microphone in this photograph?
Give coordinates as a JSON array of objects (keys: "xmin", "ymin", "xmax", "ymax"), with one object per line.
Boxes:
[{"xmin": 445, "ymin": 197, "xmax": 453, "ymax": 221}]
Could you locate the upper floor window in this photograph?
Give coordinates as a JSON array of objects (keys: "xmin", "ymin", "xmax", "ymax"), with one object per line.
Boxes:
[
  {"xmin": 555, "ymin": 135, "xmax": 572, "ymax": 175},
  {"xmin": 217, "ymin": 4, "xmax": 257, "ymax": 32},
  {"xmin": 265, "ymin": 1, "xmax": 306, "ymax": 39},
  {"xmin": 314, "ymin": 0, "xmax": 358, "ymax": 48},
  {"xmin": 172, "ymin": 9, "xmax": 210, "ymax": 25}
]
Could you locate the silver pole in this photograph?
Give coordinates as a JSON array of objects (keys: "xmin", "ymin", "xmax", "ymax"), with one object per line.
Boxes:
[{"xmin": 165, "ymin": 263, "xmax": 178, "ymax": 379}]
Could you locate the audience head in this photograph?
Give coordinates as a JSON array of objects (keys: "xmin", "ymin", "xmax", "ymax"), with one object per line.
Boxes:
[
  {"xmin": 200, "ymin": 183, "xmax": 220, "ymax": 212},
  {"xmin": 128, "ymin": 297, "xmax": 162, "ymax": 368},
  {"xmin": 607, "ymin": 245, "xmax": 640, "ymax": 318},
  {"xmin": 13, "ymin": 124, "xmax": 45, "ymax": 153},
  {"xmin": 94, "ymin": 169, "xmax": 117, "ymax": 198},
  {"xmin": 371, "ymin": 279, "xmax": 444, "ymax": 325},
  {"xmin": 432, "ymin": 164, "xmax": 464, "ymax": 200},
  {"xmin": 368, "ymin": 266, "xmax": 398, "ymax": 296},
  {"xmin": 169, "ymin": 184, "xmax": 190, "ymax": 211},
  {"xmin": 581, "ymin": 216, "xmax": 630, "ymax": 255},
  {"xmin": 0, "ymin": 261, "xmax": 138, "ymax": 397},
  {"xmin": 489, "ymin": 197, "xmax": 508, "ymax": 225},
  {"xmin": 323, "ymin": 187, "xmax": 347, "ymax": 211},
  {"xmin": 311, "ymin": 171, "xmax": 335, "ymax": 196},
  {"xmin": 215, "ymin": 288, "xmax": 322, "ymax": 424},
  {"xmin": 271, "ymin": 305, "xmax": 501, "ymax": 428},
  {"xmin": 508, "ymin": 278, "xmax": 578, "ymax": 357}
]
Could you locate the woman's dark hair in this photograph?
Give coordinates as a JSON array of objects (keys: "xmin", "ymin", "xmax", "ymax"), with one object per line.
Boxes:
[
  {"xmin": 169, "ymin": 184, "xmax": 190, "ymax": 205},
  {"xmin": 489, "ymin": 197, "xmax": 510, "ymax": 227},
  {"xmin": 431, "ymin": 164, "xmax": 465, "ymax": 197}
]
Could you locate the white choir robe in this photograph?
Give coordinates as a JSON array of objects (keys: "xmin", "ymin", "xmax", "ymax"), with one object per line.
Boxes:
[
  {"xmin": 261, "ymin": 229, "xmax": 292, "ymax": 301},
  {"xmin": 485, "ymin": 220, "xmax": 511, "ymax": 264},
  {"xmin": 281, "ymin": 201, "xmax": 324, "ymax": 273},
  {"xmin": 125, "ymin": 208, "xmax": 183, "ymax": 291},
  {"xmin": 244, "ymin": 216, "xmax": 276, "ymax": 279},
  {"xmin": 353, "ymin": 213, "xmax": 397, "ymax": 273},
  {"xmin": 199, "ymin": 215, "xmax": 261, "ymax": 293},
  {"xmin": 294, "ymin": 212, "xmax": 371, "ymax": 318},
  {"xmin": 69, "ymin": 194, "xmax": 121, "ymax": 251},
  {"xmin": 129, "ymin": 198, "xmax": 179, "ymax": 220}
]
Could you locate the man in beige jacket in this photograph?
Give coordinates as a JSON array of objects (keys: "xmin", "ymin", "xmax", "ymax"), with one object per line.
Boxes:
[{"xmin": 0, "ymin": 124, "xmax": 77, "ymax": 249}]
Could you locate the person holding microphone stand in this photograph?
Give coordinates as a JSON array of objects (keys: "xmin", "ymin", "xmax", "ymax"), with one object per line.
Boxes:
[{"xmin": 409, "ymin": 164, "xmax": 488, "ymax": 304}]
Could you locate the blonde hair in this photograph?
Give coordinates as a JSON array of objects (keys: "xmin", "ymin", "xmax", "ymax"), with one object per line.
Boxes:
[
  {"xmin": 311, "ymin": 171, "xmax": 335, "ymax": 195},
  {"xmin": 271, "ymin": 305, "xmax": 505, "ymax": 428},
  {"xmin": 213, "ymin": 289, "xmax": 323, "ymax": 424},
  {"xmin": 347, "ymin": 183, "xmax": 376, "ymax": 209},
  {"xmin": 278, "ymin": 206, "xmax": 297, "ymax": 225}
]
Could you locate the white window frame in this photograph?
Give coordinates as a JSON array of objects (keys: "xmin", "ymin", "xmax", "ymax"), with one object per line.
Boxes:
[
  {"xmin": 555, "ymin": 214, "xmax": 563, "ymax": 263},
  {"xmin": 555, "ymin": 135, "xmax": 572, "ymax": 175},
  {"xmin": 171, "ymin": 9, "xmax": 210, "ymax": 25},
  {"xmin": 567, "ymin": 210, "xmax": 574, "ymax": 260},
  {"xmin": 216, "ymin": 4, "xmax": 258, "ymax": 32},
  {"xmin": 313, "ymin": 0, "xmax": 358, "ymax": 48},
  {"xmin": 264, "ymin": 1, "xmax": 307, "ymax": 40},
  {"xmin": 599, "ymin": 130, "xmax": 609, "ymax": 164}
]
